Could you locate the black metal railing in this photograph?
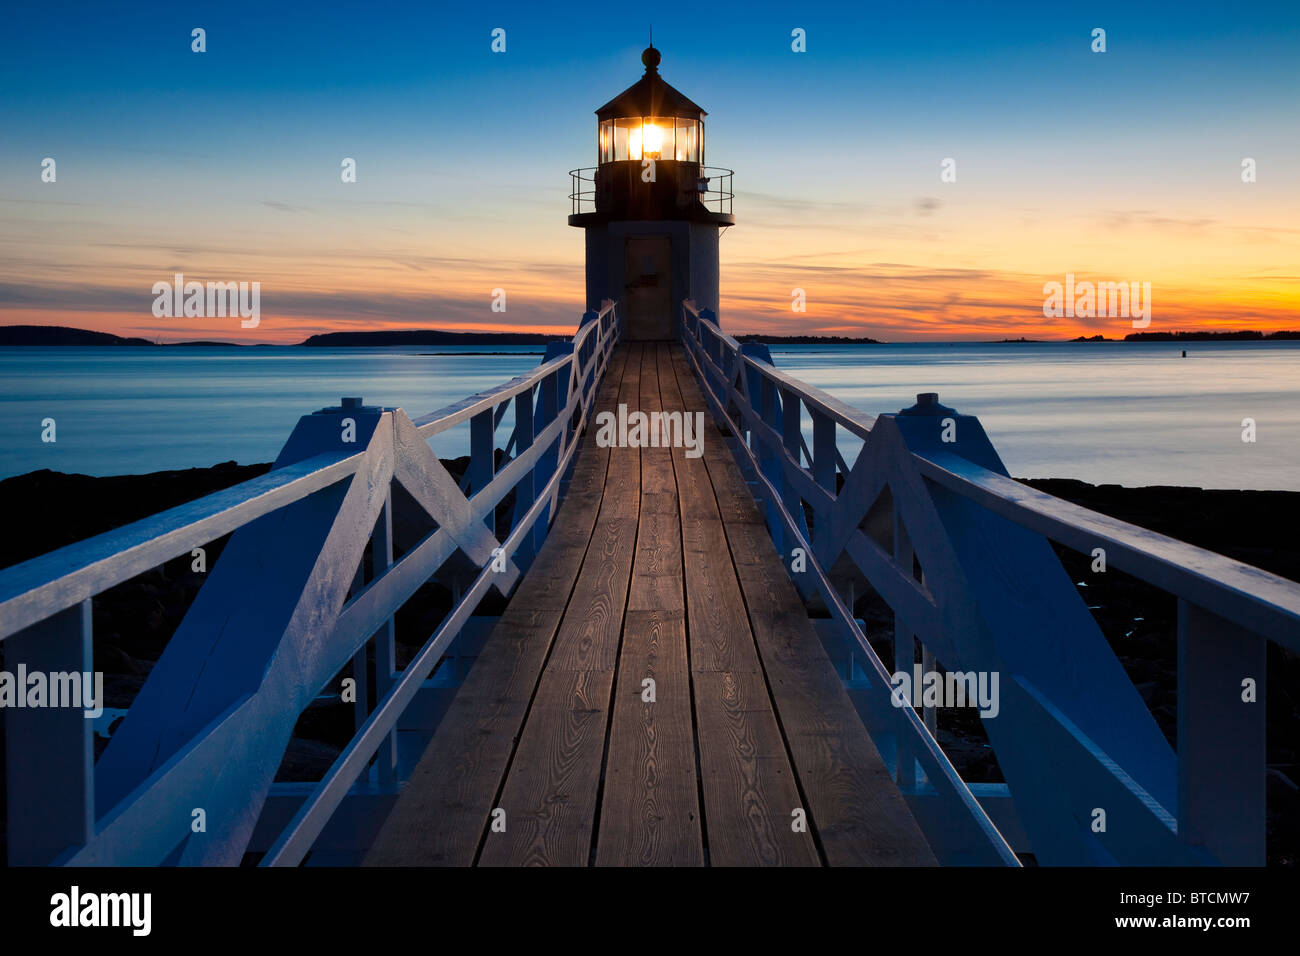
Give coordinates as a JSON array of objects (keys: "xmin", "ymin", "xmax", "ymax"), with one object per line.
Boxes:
[{"xmin": 568, "ymin": 165, "xmax": 734, "ymax": 217}]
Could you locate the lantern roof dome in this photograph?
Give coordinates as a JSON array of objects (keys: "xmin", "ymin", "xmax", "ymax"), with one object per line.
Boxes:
[{"xmin": 595, "ymin": 47, "xmax": 706, "ymax": 120}]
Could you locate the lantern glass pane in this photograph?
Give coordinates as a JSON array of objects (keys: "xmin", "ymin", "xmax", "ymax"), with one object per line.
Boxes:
[
  {"xmin": 599, "ymin": 120, "xmax": 613, "ymax": 163},
  {"xmin": 612, "ymin": 118, "xmax": 639, "ymax": 161},
  {"xmin": 640, "ymin": 117, "xmax": 672, "ymax": 160},
  {"xmin": 674, "ymin": 119, "xmax": 700, "ymax": 162}
]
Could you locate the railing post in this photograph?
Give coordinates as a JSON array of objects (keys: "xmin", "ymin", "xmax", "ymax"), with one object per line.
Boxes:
[
  {"xmin": 1176, "ymin": 600, "xmax": 1266, "ymax": 864},
  {"xmin": 780, "ymin": 385, "xmax": 813, "ymax": 598},
  {"xmin": 511, "ymin": 385, "xmax": 536, "ymax": 569},
  {"xmin": 534, "ymin": 343, "xmax": 569, "ymax": 551},
  {"xmin": 892, "ymin": 509, "xmax": 917, "ymax": 789},
  {"xmin": 736, "ymin": 344, "xmax": 785, "ymax": 557},
  {"xmin": 757, "ymin": 374, "xmax": 784, "ymax": 555},
  {"xmin": 699, "ymin": 308, "xmax": 719, "ymax": 378},
  {"xmin": 812, "ymin": 411, "xmax": 836, "ymax": 545},
  {"xmin": 4, "ymin": 600, "xmax": 95, "ymax": 865},
  {"xmin": 350, "ymin": 557, "xmax": 369, "ymax": 737},
  {"xmin": 921, "ymin": 641, "xmax": 938, "ymax": 739},
  {"xmin": 469, "ymin": 409, "xmax": 494, "ymax": 531},
  {"xmin": 373, "ymin": 492, "xmax": 398, "ymax": 787},
  {"xmin": 780, "ymin": 386, "xmax": 811, "ymax": 536}
]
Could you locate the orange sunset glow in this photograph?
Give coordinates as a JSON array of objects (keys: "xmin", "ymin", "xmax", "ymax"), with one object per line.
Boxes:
[{"xmin": 3, "ymin": 6, "xmax": 1297, "ymax": 343}]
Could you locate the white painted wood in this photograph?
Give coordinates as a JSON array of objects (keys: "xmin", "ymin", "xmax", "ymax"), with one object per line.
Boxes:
[
  {"xmin": 0, "ymin": 450, "xmax": 364, "ymax": 640},
  {"xmin": 392, "ymin": 413, "xmax": 521, "ymax": 593},
  {"xmin": 916, "ymin": 451, "xmax": 1300, "ymax": 647},
  {"xmin": 1177, "ymin": 601, "xmax": 1266, "ymax": 864},
  {"xmin": 4, "ymin": 600, "xmax": 94, "ymax": 865},
  {"xmin": 678, "ymin": 319, "xmax": 1019, "ymax": 865},
  {"xmin": 5, "ymin": 304, "xmax": 626, "ymax": 867}
]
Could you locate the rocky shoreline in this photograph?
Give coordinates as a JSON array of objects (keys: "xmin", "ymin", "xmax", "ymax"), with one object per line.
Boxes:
[{"xmin": 1, "ymin": 462, "xmax": 1296, "ymax": 864}]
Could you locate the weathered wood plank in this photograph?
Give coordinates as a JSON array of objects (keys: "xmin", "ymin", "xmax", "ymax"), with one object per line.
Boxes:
[
  {"xmin": 680, "ymin": 532, "xmax": 761, "ymax": 676},
  {"xmin": 660, "ymin": 350, "xmax": 759, "ymax": 676},
  {"xmin": 594, "ymin": 346, "xmax": 701, "ymax": 864},
  {"xmin": 625, "ymin": 510, "xmax": 684, "ymax": 612},
  {"xmin": 372, "ymin": 341, "xmax": 933, "ymax": 867},
  {"xmin": 659, "ymin": 344, "xmax": 819, "ymax": 866},
  {"xmin": 692, "ymin": 668, "xmax": 820, "ymax": 866},
  {"xmin": 541, "ymin": 515, "xmax": 637, "ymax": 672},
  {"xmin": 719, "ymin": 534, "xmax": 937, "ymax": 866},
  {"xmin": 476, "ymin": 667, "xmax": 612, "ymax": 866},
  {"xmin": 362, "ymin": 609, "xmax": 566, "ymax": 865},
  {"xmin": 673, "ymin": 366, "xmax": 767, "ymax": 530},
  {"xmin": 596, "ymin": 610, "xmax": 703, "ymax": 866},
  {"xmin": 675, "ymin": 346, "xmax": 937, "ymax": 866},
  {"xmin": 628, "ymin": 345, "xmax": 684, "ymax": 612},
  {"xmin": 363, "ymin": 347, "xmax": 630, "ymax": 866},
  {"xmin": 478, "ymin": 344, "xmax": 643, "ymax": 866}
]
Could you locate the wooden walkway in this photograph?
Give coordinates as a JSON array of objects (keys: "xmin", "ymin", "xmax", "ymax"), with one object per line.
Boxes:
[{"xmin": 365, "ymin": 343, "xmax": 936, "ymax": 866}]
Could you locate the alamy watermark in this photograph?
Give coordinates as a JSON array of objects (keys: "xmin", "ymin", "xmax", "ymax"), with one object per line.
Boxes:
[
  {"xmin": 151, "ymin": 272, "xmax": 260, "ymax": 328},
  {"xmin": 1043, "ymin": 273, "xmax": 1151, "ymax": 328},
  {"xmin": 0, "ymin": 666, "xmax": 104, "ymax": 718},
  {"xmin": 50, "ymin": 886, "xmax": 151, "ymax": 936},
  {"xmin": 890, "ymin": 664, "xmax": 1000, "ymax": 718},
  {"xmin": 595, "ymin": 403, "xmax": 706, "ymax": 458}
]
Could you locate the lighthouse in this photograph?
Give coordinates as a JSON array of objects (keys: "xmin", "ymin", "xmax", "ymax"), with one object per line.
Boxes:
[{"xmin": 569, "ymin": 46, "xmax": 734, "ymax": 341}]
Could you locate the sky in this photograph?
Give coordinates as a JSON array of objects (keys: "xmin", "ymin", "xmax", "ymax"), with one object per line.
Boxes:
[{"xmin": 1, "ymin": 0, "xmax": 1297, "ymax": 343}]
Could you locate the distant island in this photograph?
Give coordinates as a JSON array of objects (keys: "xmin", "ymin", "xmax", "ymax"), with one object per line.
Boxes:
[
  {"xmin": 1071, "ymin": 331, "xmax": 1300, "ymax": 342},
  {"xmin": 1123, "ymin": 330, "xmax": 1300, "ymax": 341},
  {"xmin": 1, "ymin": 325, "xmax": 887, "ymax": 347},
  {"xmin": 0, "ymin": 325, "xmax": 571, "ymax": 348},
  {"xmin": 732, "ymin": 333, "xmax": 883, "ymax": 345},
  {"xmin": 0, "ymin": 325, "xmax": 158, "ymax": 346},
  {"xmin": 3, "ymin": 324, "xmax": 1298, "ymax": 348},
  {"xmin": 299, "ymin": 330, "xmax": 569, "ymax": 347}
]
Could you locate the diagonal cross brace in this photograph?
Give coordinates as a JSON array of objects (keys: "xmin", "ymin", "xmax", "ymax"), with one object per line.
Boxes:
[
  {"xmin": 391, "ymin": 411, "xmax": 521, "ymax": 594},
  {"xmin": 86, "ymin": 411, "xmax": 396, "ymax": 864}
]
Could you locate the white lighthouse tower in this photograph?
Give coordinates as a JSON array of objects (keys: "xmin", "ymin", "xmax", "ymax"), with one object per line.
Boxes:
[{"xmin": 568, "ymin": 46, "xmax": 734, "ymax": 340}]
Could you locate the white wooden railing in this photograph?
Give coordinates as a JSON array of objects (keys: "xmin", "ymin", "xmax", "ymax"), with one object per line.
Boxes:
[
  {"xmin": 0, "ymin": 301, "xmax": 621, "ymax": 866},
  {"xmin": 680, "ymin": 299, "xmax": 1300, "ymax": 866}
]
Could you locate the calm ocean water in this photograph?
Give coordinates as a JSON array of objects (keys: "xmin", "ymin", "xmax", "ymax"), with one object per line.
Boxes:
[{"xmin": 1, "ymin": 342, "xmax": 1297, "ymax": 490}]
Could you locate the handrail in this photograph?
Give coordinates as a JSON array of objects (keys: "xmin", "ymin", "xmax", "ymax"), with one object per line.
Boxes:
[
  {"xmin": 683, "ymin": 300, "xmax": 875, "ymax": 442},
  {"xmin": 698, "ymin": 167, "xmax": 734, "ymax": 216},
  {"xmin": 0, "ymin": 301, "xmax": 619, "ymax": 644},
  {"xmin": 412, "ymin": 306, "xmax": 608, "ymax": 436},
  {"xmin": 260, "ymin": 299, "xmax": 622, "ymax": 864},
  {"xmin": 0, "ymin": 299, "xmax": 623, "ymax": 866},
  {"xmin": 914, "ymin": 451, "xmax": 1300, "ymax": 648},
  {"xmin": 568, "ymin": 166, "xmax": 735, "ymax": 217},
  {"xmin": 0, "ymin": 449, "xmax": 363, "ymax": 639},
  {"xmin": 679, "ymin": 298, "xmax": 1298, "ymax": 866},
  {"xmin": 568, "ymin": 167, "xmax": 596, "ymax": 217},
  {"xmin": 678, "ymin": 301, "xmax": 1017, "ymax": 866},
  {"xmin": 682, "ymin": 300, "xmax": 1300, "ymax": 643}
]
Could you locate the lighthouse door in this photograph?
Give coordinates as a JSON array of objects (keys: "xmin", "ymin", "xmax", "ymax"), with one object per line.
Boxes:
[{"xmin": 624, "ymin": 236, "xmax": 673, "ymax": 340}]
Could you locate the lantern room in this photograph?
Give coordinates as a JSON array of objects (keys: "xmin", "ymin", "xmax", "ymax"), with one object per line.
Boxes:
[
  {"xmin": 598, "ymin": 115, "xmax": 701, "ymax": 163},
  {"xmin": 596, "ymin": 46, "xmax": 703, "ymax": 164},
  {"xmin": 569, "ymin": 46, "xmax": 733, "ymax": 341}
]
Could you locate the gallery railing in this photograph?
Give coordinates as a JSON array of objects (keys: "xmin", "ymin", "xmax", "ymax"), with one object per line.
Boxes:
[
  {"xmin": 0, "ymin": 301, "xmax": 622, "ymax": 866},
  {"xmin": 567, "ymin": 165, "xmax": 733, "ymax": 217},
  {"xmin": 680, "ymin": 299, "xmax": 1300, "ymax": 866}
]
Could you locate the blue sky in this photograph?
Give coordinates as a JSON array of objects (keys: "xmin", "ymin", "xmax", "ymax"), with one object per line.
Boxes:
[{"xmin": 2, "ymin": 0, "xmax": 1297, "ymax": 340}]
